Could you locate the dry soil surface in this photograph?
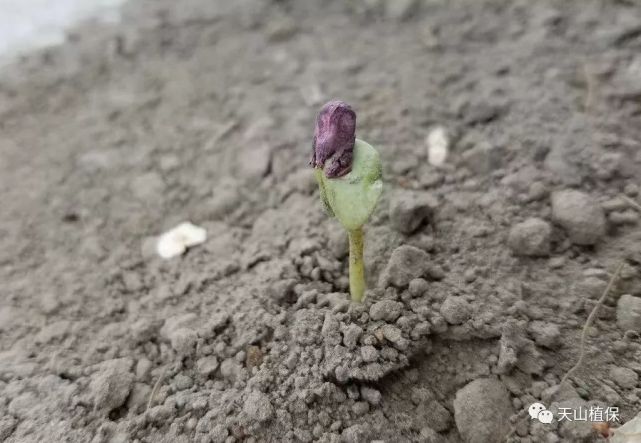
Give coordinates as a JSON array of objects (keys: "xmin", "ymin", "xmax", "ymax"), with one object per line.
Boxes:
[{"xmin": 1, "ymin": 1, "xmax": 641, "ymax": 442}]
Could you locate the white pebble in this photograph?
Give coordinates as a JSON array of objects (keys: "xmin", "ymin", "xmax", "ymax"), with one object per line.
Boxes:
[
  {"xmin": 426, "ymin": 126, "xmax": 449, "ymax": 167},
  {"xmin": 156, "ymin": 222, "xmax": 207, "ymax": 259}
]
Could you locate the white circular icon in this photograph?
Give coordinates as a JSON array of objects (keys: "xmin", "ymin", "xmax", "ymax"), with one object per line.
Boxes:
[
  {"xmin": 528, "ymin": 403, "xmax": 546, "ymax": 420},
  {"xmin": 538, "ymin": 410, "xmax": 553, "ymax": 424}
]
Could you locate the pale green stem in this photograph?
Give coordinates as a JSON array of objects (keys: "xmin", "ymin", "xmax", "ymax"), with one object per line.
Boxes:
[{"xmin": 348, "ymin": 227, "xmax": 365, "ymax": 302}]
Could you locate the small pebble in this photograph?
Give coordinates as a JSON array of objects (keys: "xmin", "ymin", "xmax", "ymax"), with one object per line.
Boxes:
[
  {"xmin": 381, "ymin": 325, "xmax": 403, "ymax": 344},
  {"xmin": 389, "ymin": 190, "xmax": 438, "ymax": 234},
  {"xmin": 440, "ymin": 296, "xmax": 472, "ymax": 325},
  {"xmin": 527, "ymin": 181, "xmax": 548, "ymax": 201},
  {"xmin": 342, "ymin": 324, "xmax": 363, "ymax": 349},
  {"xmin": 453, "ymin": 378, "xmax": 512, "ymax": 443},
  {"xmin": 551, "ymin": 190, "xmax": 606, "ymax": 245},
  {"xmin": 426, "ymin": 126, "xmax": 449, "ymax": 167},
  {"xmin": 617, "ymin": 294, "xmax": 641, "ymax": 332},
  {"xmin": 369, "ymin": 300, "xmax": 403, "ymax": 322},
  {"xmin": 508, "ymin": 217, "xmax": 551, "ymax": 257},
  {"xmin": 609, "ymin": 366, "xmax": 638, "ymax": 389},
  {"xmin": 173, "ymin": 374, "xmax": 194, "ymax": 391},
  {"xmin": 463, "ymin": 268, "xmax": 477, "ymax": 283},
  {"xmin": 608, "ymin": 210, "xmax": 638, "ymax": 226},
  {"xmin": 380, "ymin": 245, "xmax": 430, "ymax": 287},
  {"xmin": 360, "ymin": 386, "xmax": 382, "ymax": 405},
  {"xmin": 156, "ymin": 222, "xmax": 207, "ymax": 259},
  {"xmin": 624, "ymin": 183, "xmax": 639, "ymax": 197},
  {"xmin": 352, "ymin": 401, "xmax": 370, "ymax": 416},
  {"xmin": 408, "ymin": 278, "xmax": 429, "ymax": 297},
  {"xmin": 549, "ymin": 256, "xmax": 566, "ymax": 269},
  {"xmin": 528, "ymin": 321, "xmax": 561, "ymax": 349},
  {"xmin": 360, "ymin": 345, "xmax": 379, "ymax": 362},
  {"xmin": 196, "ymin": 356, "xmax": 220, "ymax": 377},
  {"xmin": 243, "ymin": 391, "xmax": 274, "ymax": 422}
]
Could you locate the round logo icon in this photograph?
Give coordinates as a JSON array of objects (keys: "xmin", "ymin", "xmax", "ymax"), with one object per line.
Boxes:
[{"xmin": 528, "ymin": 403, "xmax": 546, "ymax": 420}]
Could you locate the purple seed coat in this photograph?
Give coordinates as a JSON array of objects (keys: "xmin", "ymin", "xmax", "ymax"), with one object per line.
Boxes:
[{"xmin": 310, "ymin": 100, "xmax": 356, "ymax": 178}]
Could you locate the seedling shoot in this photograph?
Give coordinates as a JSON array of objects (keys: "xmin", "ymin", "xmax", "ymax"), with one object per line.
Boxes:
[{"xmin": 310, "ymin": 100, "xmax": 383, "ymax": 302}]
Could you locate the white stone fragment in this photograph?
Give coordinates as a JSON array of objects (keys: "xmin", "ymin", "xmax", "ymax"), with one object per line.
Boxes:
[
  {"xmin": 156, "ymin": 222, "xmax": 207, "ymax": 259},
  {"xmin": 426, "ymin": 126, "xmax": 449, "ymax": 167}
]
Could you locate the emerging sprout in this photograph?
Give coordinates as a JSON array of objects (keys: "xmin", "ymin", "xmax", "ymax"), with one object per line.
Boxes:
[{"xmin": 311, "ymin": 100, "xmax": 383, "ymax": 302}]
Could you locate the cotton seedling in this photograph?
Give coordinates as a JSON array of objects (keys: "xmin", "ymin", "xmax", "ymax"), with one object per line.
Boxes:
[{"xmin": 310, "ymin": 100, "xmax": 383, "ymax": 302}]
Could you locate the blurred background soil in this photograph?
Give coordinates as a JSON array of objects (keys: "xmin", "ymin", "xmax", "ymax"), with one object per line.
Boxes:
[{"xmin": 1, "ymin": 1, "xmax": 641, "ymax": 442}]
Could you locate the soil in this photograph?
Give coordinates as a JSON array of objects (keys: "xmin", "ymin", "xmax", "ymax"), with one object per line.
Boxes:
[{"xmin": 1, "ymin": 0, "xmax": 641, "ymax": 442}]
